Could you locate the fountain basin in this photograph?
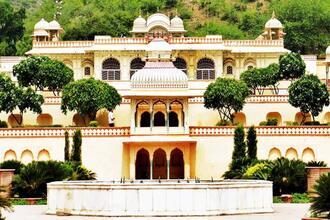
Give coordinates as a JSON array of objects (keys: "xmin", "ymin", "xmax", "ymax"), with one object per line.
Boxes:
[{"xmin": 47, "ymin": 180, "xmax": 273, "ymax": 217}]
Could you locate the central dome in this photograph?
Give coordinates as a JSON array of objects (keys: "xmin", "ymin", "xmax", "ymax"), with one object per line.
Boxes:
[{"xmin": 131, "ymin": 62, "xmax": 188, "ymax": 89}]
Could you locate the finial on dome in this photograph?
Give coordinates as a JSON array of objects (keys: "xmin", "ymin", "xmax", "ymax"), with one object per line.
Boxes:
[
  {"xmin": 272, "ymin": 11, "xmax": 276, "ymax": 19},
  {"xmin": 175, "ymin": 9, "xmax": 178, "ymax": 16}
]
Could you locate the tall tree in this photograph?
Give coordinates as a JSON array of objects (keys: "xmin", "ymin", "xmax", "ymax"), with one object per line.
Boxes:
[
  {"xmin": 64, "ymin": 131, "xmax": 70, "ymax": 161},
  {"xmin": 204, "ymin": 78, "xmax": 250, "ymax": 123},
  {"xmin": 232, "ymin": 126, "xmax": 246, "ymax": 161},
  {"xmin": 61, "ymin": 78, "xmax": 122, "ymax": 124},
  {"xmin": 246, "ymin": 126, "xmax": 257, "ymax": 160},
  {"xmin": 279, "ymin": 52, "xmax": 306, "ymax": 81},
  {"xmin": 0, "ymin": 1, "xmax": 25, "ymax": 55},
  {"xmin": 288, "ymin": 74, "xmax": 329, "ymax": 124},
  {"xmin": 71, "ymin": 129, "xmax": 82, "ymax": 163}
]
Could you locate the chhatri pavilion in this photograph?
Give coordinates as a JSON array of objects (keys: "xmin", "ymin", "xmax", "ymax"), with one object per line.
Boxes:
[{"xmin": 0, "ymin": 13, "xmax": 330, "ymax": 180}]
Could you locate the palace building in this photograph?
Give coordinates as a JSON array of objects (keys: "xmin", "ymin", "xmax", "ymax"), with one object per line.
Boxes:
[{"xmin": 0, "ymin": 13, "xmax": 330, "ymax": 180}]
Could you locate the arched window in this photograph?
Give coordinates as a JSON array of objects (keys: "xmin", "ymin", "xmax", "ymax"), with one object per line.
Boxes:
[
  {"xmin": 38, "ymin": 149, "xmax": 50, "ymax": 161},
  {"xmin": 102, "ymin": 58, "xmax": 120, "ymax": 80},
  {"xmin": 84, "ymin": 66, "xmax": 91, "ymax": 76},
  {"xmin": 226, "ymin": 66, "xmax": 233, "ymax": 74},
  {"xmin": 247, "ymin": 65, "xmax": 254, "ymax": 70},
  {"xmin": 285, "ymin": 148, "xmax": 298, "ymax": 160},
  {"xmin": 4, "ymin": 150, "xmax": 17, "ymax": 161},
  {"xmin": 197, "ymin": 58, "xmax": 215, "ymax": 80},
  {"xmin": 36, "ymin": 114, "xmax": 53, "ymax": 126},
  {"xmin": 173, "ymin": 57, "xmax": 187, "ymax": 74},
  {"xmin": 153, "ymin": 149, "xmax": 167, "ymax": 179},
  {"xmin": 140, "ymin": 112, "xmax": 150, "ymax": 127},
  {"xmin": 154, "ymin": 112, "xmax": 165, "ymax": 127},
  {"xmin": 268, "ymin": 148, "xmax": 281, "ymax": 160},
  {"xmin": 170, "ymin": 148, "xmax": 184, "ymax": 179},
  {"xmin": 21, "ymin": 150, "xmax": 34, "ymax": 164},
  {"xmin": 135, "ymin": 149, "xmax": 150, "ymax": 179},
  {"xmin": 169, "ymin": 112, "xmax": 179, "ymax": 127},
  {"xmin": 130, "ymin": 58, "xmax": 145, "ymax": 78}
]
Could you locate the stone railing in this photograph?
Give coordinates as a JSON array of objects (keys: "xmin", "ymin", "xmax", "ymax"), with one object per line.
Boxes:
[
  {"xmin": 0, "ymin": 127, "xmax": 130, "ymax": 138},
  {"xmin": 169, "ymin": 37, "xmax": 223, "ymax": 44},
  {"xmin": 94, "ymin": 38, "xmax": 148, "ymax": 44},
  {"xmin": 190, "ymin": 126, "xmax": 330, "ymax": 136},
  {"xmin": 223, "ymin": 40, "xmax": 284, "ymax": 47},
  {"xmin": 44, "ymin": 97, "xmax": 130, "ymax": 105},
  {"xmin": 189, "ymin": 95, "xmax": 289, "ymax": 104},
  {"xmin": 33, "ymin": 41, "xmax": 94, "ymax": 48}
]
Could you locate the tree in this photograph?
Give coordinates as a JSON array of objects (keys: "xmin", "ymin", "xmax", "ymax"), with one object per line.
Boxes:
[
  {"xmin": 310, "ymin": 173, "xmax": 330, "ymax": 218},
  {"xmin": 278, "ymin": 52, "xmax": 306, "ymax": 81},
  {"xmin": 0, "ymin": 74, "xmax": 44, "ymax": 125},
  {"xmin": 13, "ymin": 56, "xmax": 51, "ymax": 90},
  {"xmin": 0, "ymin": 1, "xmax": 25, "ymax": 55},
  {"xmin": 204, "ymin": 78, "xmax": 249, "ymax": 123},
  {"xmin": 240, "ymin": 68, "xmax": 262, "ymax": 95},
  {"xmin": 71, "ymin": 130, "xmax": 82, "ymax": 163},
  {"xmin": 288, "ymin": 74, "xmax": 329, "ymax": 124},
  {"xmin": 40, "ymin": 59, "xmax": 74, "ymax": 96},
  {"xmin": 61, "ymin": 78, "xmax": 122, "ymax": 124},
  {"xmin": 232, "ymin": 126, "xmax": 246, "ymax": 161},
  {"xmin": 246, "ymin": 126, "xmax": 257, "ymax": 160},
  {"xmin": 64, "ymin": 131, "xmax": 70, "ymax": 161},
  {"xmin": 264, "ymin": 63, "xmax": 280, "ymax": 94}
]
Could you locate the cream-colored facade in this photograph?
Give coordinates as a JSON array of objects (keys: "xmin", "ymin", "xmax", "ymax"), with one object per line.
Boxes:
[{"xmin": 0, "ymin": 13, "xmax": 330, "ymax": 180}]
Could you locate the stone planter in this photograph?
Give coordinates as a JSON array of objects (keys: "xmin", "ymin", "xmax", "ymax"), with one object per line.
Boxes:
[
  {"xmin": 0, "ymin": 169, "xmax": 15, "ymax": 198},
  {"xmin": 307, "ymin": 167, "xmax": 330, "ymax": 196},
  {"xmin": 280, "ymin": 194, "xmax": 292, "ymax": 203}
]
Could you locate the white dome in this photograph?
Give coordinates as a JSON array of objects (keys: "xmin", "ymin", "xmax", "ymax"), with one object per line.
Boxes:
[
  {"xmin": 131, "ymin": 62, "xmax": 188, "ymax": 89},
  {"xmin": 265, "ymin": 11, "xmax": 283, "ymax": 29},
  {"xmin": 146, "ymin": 13, "xmax": 170, "ymax": 28},
  {"xmin": 171, "ymin": 15, "xmax": 184, "ymax": 28},
  {"xmin": 146, "ymin": 38, "xmax": 171, "ymax": 52},
  {"xmin": 326, "ymin": 46, "xmax": 330, "ymax": 54},
  {"xmin": 48, "ymin": 20, "xmax": 62, "ymax": 30},
  {"xmin": 133, "ymin": 16, "xmax": 146, "ymax": 28},
  {"xmin": 34, "ymin": 18, "xmax": 49, "ymax": 30}
]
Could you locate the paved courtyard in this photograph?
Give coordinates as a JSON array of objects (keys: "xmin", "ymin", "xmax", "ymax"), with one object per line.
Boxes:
[{"xmin": 4, "ymin": 203, "xmax": 310, "ymax": 220}]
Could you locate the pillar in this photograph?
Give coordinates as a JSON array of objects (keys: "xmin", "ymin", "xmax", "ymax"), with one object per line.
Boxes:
[
  {"xmin": 183, "ymin": 99, "xmax": 189, "ymax": 134},
  {"xmin": 120, "ymin": 56, "xmax": 130, "ymax": 80},
  {"xmin": 214, "ymin": 52, "xmax": 223, "ymax": 78},
  {"xmin": 166, "ymin": 100, "xmax": 170, "ymax": 132},
  {"xmin": 93, "ymin": 53, "xmax": 103, "ymax": 80},
  {"xmin": 130, "ymin": 99, "xmax": 136, "ymax": 132},
  {"xmin": 129, "ymin": 147, "xmax": 135, "ymax": 179},
  {"xmin": 166, "ymin": 154, "xmax": 170, "ymax": 180},
  {"xmin": 150, "ymin": 153, "xmax": 153, "ymax": 180},
  {"xmin": 149, "ymin": 100, "xmax": 153, "ymax": 132}
]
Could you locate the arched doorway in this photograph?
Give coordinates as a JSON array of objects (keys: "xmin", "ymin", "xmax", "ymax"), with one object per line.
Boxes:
[
  {"xmin": 152, "ymin": 149, "xmax": 167, "ymax": 179},
  {"xmin": 154, "ymin": 112, "xmax": 165, "ymax": 126},
  {"xmin": 135, "ymin": 149, "xmax": 150, "ymax": 179},
  {"xmin": 140, "ymin": 112, "xmax": 150, "ymax": 127},
  {"xmin": 169, "ymin": 112, "xmax": 179, "ymax": 127},
  {"xmin": 170, "ymin": 148, "xmax": 184, "ymax": 179}
]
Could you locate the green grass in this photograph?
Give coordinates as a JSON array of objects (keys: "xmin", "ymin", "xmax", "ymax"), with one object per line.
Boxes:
[
  {"xmin": 11, "ymin": 198, "xmax": 47, "ymax": 205},
  {"xmin": 273, "ymin": 193, "xmax": 311, "ymax": 204}
]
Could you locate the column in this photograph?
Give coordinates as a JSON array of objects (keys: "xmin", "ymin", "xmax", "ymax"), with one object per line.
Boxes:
[
  {"xmin": 150, "ymin": 153, "xmax": 153, "ymax": 180},
  {"xmin": 72, "ymin": 58, "xmax": 82, "ymax": 80},
  {"xmin": 167, "ymin": 154, "xmax": 170, "ymax": 179},
  {"xmin": 94, "ymin": 53, "xmax": 103, "ymax": 80},
  {"xmin": 149, "ymin": 100, "xmax": 153, "ymax": 132},
  {"xmin": 188, "ymin": 53, "xmax": 195, "ymax": 80},
  {"xmin": 166, "ymin": 100, "xmax": 170, "ymax": 132},
  {"xmin": 183, "ymin": 99, "xmax": 189, "ymax": 134},
  {"xmin": 130, "ymin": 99, "xmax": 136, "ymax": 132},
  {"xmin": 214, "ymin": 52, "xmax": 223, "ymax": 78},
  {"xmin": 120, "ymin": 56, "xmax": 130, "ymax": 80},
  {"xmin": 184, "ymin": 146, "xmax": 190, "ymax": 179},
  {"xmin": 129, "ymin": 147, "xmax": 135, "ymax": 179}
]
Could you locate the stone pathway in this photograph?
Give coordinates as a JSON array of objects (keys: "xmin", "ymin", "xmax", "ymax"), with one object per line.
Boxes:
[{"xmin": 4, "ymin": 204, "xmax": 310, "ymax": 220}]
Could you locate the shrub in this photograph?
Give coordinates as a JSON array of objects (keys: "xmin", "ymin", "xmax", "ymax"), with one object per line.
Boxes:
[
  {"xmin": 216, "ymin": 120, "xmax": 232, "ymax": 126},
  {"xmin": 69, "ymin": 164, "xmax": 96, "ymax": 180},
  {"xmin": 304, "ymin": 121, "xmax": 321, "ymax": 126},
  {"xmin": 64, "ymin": 131, "xmax": 70, "ymax": 161},
  {"xmin": 243, "ymin": 162, "xmax": 271, "ymax": 180},
  {"xmin": 259, "ymin": 121, "xmax": 267, "ymax": 126},
  {"xmin": 285, "ymin": 121, "xmax": 299, "ymax": 126},
  {"xmin": 310, "ymin": 173, "xmax": 330, "ymax": 218},
  {"xmin": 259, "ymin": 118, "xmax": 278, "ymax": 126},
  {"xmin": 0, "ymin": 121, "xmax": 8, "ymax": 128},
  {"xmin": 71, "ymin": 130, "xmax": 82, "ymax": 163},
  {"xmin": 246, "ymin": 126, "xmax": 257, "ymax": 160},
  {"xmin": 0, "ymin": 160, "xmax": 24, "ymax": 174},
  {"xmin": 306, "ymin": 160, "xmax": 327, "ymax": 167},
  {"xmin": 89, "ymin": 120, "xmax": 98, "ymax": 127}
]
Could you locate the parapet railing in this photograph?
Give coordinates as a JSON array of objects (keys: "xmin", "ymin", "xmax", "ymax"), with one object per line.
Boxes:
[
  {"xmin": 188, "ymin": 95, "xmax": 289, "ymax": 104},
  {"xmin": 0, "ymin": 127, "xmax": 130, "ymax": 138},
  {"xmin": 223, "ymin": 40, "xmax": 284, "ymax": 46},
  {"xmin": 33, "ymin": 41, "xmax": 94, "ymax": 48},
  {"xmin": 190, "ymin": 126, "xmax": 330, "ymax": 136}
]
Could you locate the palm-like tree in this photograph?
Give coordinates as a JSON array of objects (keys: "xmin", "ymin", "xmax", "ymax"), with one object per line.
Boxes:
[{"xmin": 310, "ymin": 173, "xmax": 330, "ymax": 218}]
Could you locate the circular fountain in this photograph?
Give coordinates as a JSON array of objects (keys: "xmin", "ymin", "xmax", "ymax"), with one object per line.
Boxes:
[{"xmin": 47, "ymin": 179, "xmax": 273, "ymax": 217}]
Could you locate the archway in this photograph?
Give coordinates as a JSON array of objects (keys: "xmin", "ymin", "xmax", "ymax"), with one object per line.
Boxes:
[
  {"xmin": 295, "ymin": 112, "xmax": 311, "ymax": 124},
  {"xmin": 169, "ymin": 112, "xmax": 179, "ymax": 127},
  {"xmin": 135, "ymin": 149, "xmax": 150, "ymax": 179},
  {"xmin": 140, "ymin": 112, "xmax": 150, "ymax": 127},
  {"xmin": 173, "ymin": 57, "xmax": 187, "ymax": 74},
  {"xmin": 154, "ymin": 112, "xmax": 165, "ymax": 127},
  {"xmin": 21, "ymin": 150, "xmax": 33, "ymax": 164},
  {"xmin": 37, "ymin": 149, "xmax": 50, "ymax": 161},
  {"xmin": 233, "ymin": 112, "xmax": 246, "ymax": 126},
  {"xmin": 302, "ymin": 148, "xmax": 315, "ymax": 162},
  {"xmin": 268, "ymin": 148, "xmax": 281, "ymax": 160},
  {"xmin": 323, "ymin": 112, "xmax": 330, "ymax": 124},
  {"xmin": 73, "ymin": 113, "xmax": 87, "ymax": 127},
  {"xmin": 102, "ymin": 58, "xmax": 121, "ymax": 80},
  {"xmin": 197, "ymin": 58, "xmax": 215, "ymax": 80},
  {"xmin": 285, "ymin": 148, "xmax": 298, "ymax": 160},
  {"xmin": 8, "ymin": 114, "xmax": 22, "ymax": 127},
  {"xmin": 170, "ymin": 148, "xmax": 184, "ymax": 179},
  {"xmin": 152, "ymin": 149, "xmax": 167, "ymax": 179},
  {"xmin": 4, "ymin": 150, "xmax": 17, "ymax": 161},
  {"xmin": 130, "ymin": 57, "xmax": 145, "ymax": 78},
  {"xmin": 37, "ymin": 114, "xmax": 53, "ymax": 126},
  {"xmin": 266, "ymin": 112, "xmax": 282, "ymax": 125}
]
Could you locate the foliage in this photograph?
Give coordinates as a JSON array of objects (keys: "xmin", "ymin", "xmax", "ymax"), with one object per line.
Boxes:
[
  {"xmin": 61, "ymin": 78, "xmax": 121, "ymax": 123},
  {"xmin": 259, "ymin": 118, "xmax": 278, "ymax": 126},
  {"xmin": 268, "ymin": 157, "xmax": 307, "ymax": 195},
  {"xmin": 12, "ymin": 161, "xmax": 73, "ymax": 198},
  {"xmin": 68, "ymin": 164, "xmax": 96, "ymax": 181},
  {"xmin": 89, "ymin": 121, "xmax": 98, "ymax": 127},
  {"xmin": 71, "ymin": 130, "xmax": 82, "ymax": 163},
  {"xmin": 278, "ymin": 52, "xmax": 305, "ymax": 81},
  {"xmin": 292, "ymin": 193, "xmax": 311, "ymax": 203},
  {"xmin": 0, "ymin": 1, "xmax": 25, "ymax": 56},
  {"xmin": 39, "ymin": 59, "xmax": 74, "ymax": 96},
  {"xmin": 246, "ymin": 126, "xmax": 257, "ymax": 160},
  {"xmin": 310, "ymin": 173, "xmax": 330, "ymax": 218},
  {"xmin": 13, "ymin": 56, "xmax": 51, "ymax": 90},
  {"xmin": 240, "ymin": 68, "xmax": 262, "ymax": 95},
  {"xmin": 0, "ymin": 74, "xmax": 44, "ymax": 125},
  {"xmin": 204, "ymin": 78, "xmax": 249, "ymax": 123},
  {"xmin": 0, "ymin": 187, "xmax": 13, "ymax": 220},
  {"xmin": 0, "ymin": 121, "xmax": 8, "ymax": 128},
  {"xmin": 288, "ymin": 75, "xmax": 329, "ymax": 124},
  {"xmin": 0, "ymin": 160, "xmax": 25, "ymax": 174},
  {"xmin": 306, "ymin": 161, "xmax": 327, "ymax": 167},
  {"xmin": 64, "ymin": 131, "xmax": 70, "ymax": 161},
  {"xmin": 243, "ymin": 162, "xmax": 271, "ymax": 180},
  {"xmin": 215, "ymin": 119, "xmax": 232, "ymax": 126}
]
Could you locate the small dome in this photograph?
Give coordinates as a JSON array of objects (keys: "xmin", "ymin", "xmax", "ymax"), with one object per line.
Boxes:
[
  {"xmin": 265, "ymin": 11, "xmax": 283, "ymax": 29},
  {"xmin": 34, "ymin": 18, "xmax": 49, "ymax": 30},
  {"xmin": 171, "ymin": 15, "xmax": 183, "ymax": 28},
  {"xmin": 326, "ymin": 46, "xmax": 330, "ymax": 55},
  {"xmin": 146, "ymin": 38, "xmax": 171, "ymax": 52},
  {"xmin": 133, "ymin": 16, "xmax": 146, "ymax": 27},
  {"xmin": 48, "ymin": 20, "xmax": 62, "ymax": 30},
  {"xmin": 147, "ymin": 13, "xmax": 170, "ymax": 27},
  {"xmin": 131, "ymin": 62, "xmax": 188, "ymax": 89}
]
